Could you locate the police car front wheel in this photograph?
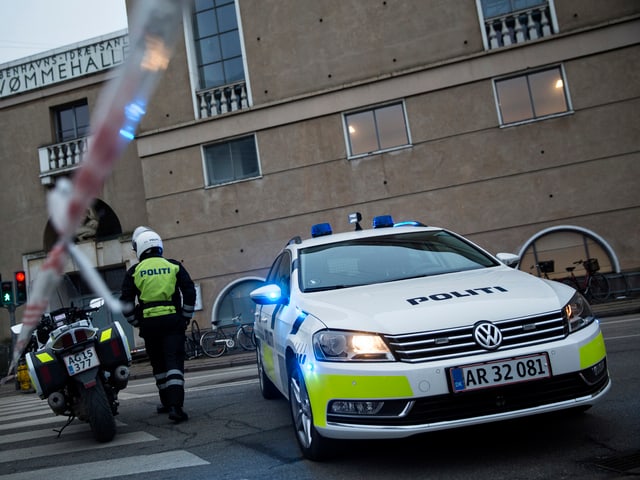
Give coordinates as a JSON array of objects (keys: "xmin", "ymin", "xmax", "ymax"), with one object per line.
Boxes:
[{"xmin": 288, "ymin": 365, "xmax": 333, "ymax": 461}]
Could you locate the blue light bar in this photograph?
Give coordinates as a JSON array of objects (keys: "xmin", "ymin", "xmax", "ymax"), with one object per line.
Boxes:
[
  {"xmin": 394, "ymin": 220, "xmax": 426, "ymax": 227},
  {"xmin": 311, "ymin": 223, "xmax": 332, "ymax": 237},
  {"xmin": 372, "ymin": 215, "xmax": 394, "ymax": 228}
]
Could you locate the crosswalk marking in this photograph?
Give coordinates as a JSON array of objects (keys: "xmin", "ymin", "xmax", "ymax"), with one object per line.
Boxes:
[
  {"xmin": 0, "ymin": 414, "xmax": 126, "ymax": 432},
  {"xmin": 0, "ymin": 431, "xmax": 157, "ymax": 463},
  {"xmin": 0, "ymin": 450, "xmax": 209, "ymax": 480},
  {"xmin": 0, "ymin": 423, "xmax": 89, "ymax": 444},
  {"xmin": 0, "ymin": 385, "xmax": 212, "ymax": 478}
]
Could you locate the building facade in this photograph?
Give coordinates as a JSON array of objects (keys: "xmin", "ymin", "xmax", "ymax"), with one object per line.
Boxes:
[{"xmin": 1, "ymin": 0, "xmax": 639, "ymax": 347}]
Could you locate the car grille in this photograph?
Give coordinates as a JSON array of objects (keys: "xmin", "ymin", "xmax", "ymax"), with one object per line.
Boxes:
[
  {"xmin": 383, "ymin": 311, "xmax": 566, "ymax": 363},
  {"xmin": 327, "ymin": 365, "xmax": 609, "ymax": 427}
]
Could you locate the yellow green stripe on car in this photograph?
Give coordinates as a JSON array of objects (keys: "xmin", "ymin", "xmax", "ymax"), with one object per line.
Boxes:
[
  {"xmin": 261, "ymin": 344, "xmax": 277, "ymax": 379},
  {"xmin": 579, "ymin": 331, "xmax": 606, "ymax": 369},
  {"xmin": 305, "ymin": 372, "xmax": 412, "ymax": 427}
]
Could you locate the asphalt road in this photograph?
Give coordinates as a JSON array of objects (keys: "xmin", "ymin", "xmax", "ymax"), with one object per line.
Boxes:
[{"xmin": 0, "ymin": 313, "xmax": 638, "ymax": 479}]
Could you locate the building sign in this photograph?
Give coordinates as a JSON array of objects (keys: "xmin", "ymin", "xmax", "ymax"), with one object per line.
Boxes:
[{"xmin": 0, "ymin": 31, "xmax": 129, "ymax": 99}]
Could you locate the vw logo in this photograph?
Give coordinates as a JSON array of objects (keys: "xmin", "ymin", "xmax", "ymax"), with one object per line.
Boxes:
[{"xmin": 473, "ymin": 321, "xmax": 503, "ymax": 350}]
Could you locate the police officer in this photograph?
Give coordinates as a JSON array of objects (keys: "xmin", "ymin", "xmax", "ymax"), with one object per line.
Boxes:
[{"xmin": 121, "ymin": 228, "xmax": 196, "ymax": 423}]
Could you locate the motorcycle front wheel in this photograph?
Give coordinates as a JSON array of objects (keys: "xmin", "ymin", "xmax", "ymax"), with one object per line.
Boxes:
[{"xmin": 82, "ymin": 380, "xmax": 116, "ymax": 442}]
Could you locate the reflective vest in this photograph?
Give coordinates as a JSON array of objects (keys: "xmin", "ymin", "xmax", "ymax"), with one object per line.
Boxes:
[{"xmin": 133, "ymin": 257, "xmax": 180, "ymax": 318}]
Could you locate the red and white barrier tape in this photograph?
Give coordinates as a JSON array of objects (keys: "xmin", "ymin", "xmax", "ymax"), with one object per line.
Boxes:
[{"xmin": 2, "ymin": 0, "xmax": 187, "ymax": 385}]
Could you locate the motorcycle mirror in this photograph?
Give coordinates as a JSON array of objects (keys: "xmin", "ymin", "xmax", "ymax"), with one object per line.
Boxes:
[{"xmin": 89, "ymin": 298, "xmax": 105, "ymax": 309}]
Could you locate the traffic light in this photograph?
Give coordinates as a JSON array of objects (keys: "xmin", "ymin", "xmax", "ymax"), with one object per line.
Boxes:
[
  {"xmin": 1, "ymin": 281, "xmax": 13, "ymax": 307},
  {"xmin": 15, "ymin": 271, "xmax": 27, "ymax": 305}
]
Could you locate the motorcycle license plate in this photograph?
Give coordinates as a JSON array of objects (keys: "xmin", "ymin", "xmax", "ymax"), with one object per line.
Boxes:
[
  {"xmin": 64, "ymin": 346, "xmax": 100, "ymax": 375},
  {"xmin": 450, "ymin": 353, "xmax": 550, "ymax": 393}
]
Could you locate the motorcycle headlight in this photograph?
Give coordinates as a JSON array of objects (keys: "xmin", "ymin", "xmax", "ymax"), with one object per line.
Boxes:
[
  {"xmin": 313, "ymin": 330, "xmax": 394, "ymax": 361},
  {"xmin": 563, "ymin": 292, "xmax": 596, "ymax": 333}
]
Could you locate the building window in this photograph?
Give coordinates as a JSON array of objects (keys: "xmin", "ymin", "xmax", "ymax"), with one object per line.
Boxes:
[
  {"xmin": 477, "ymin": 0, "xmax": 556, "ymax": 50},
  {"xmin": 494, "ymin": 66, "xmax": 570, "ymax": 125},
  {"xmin": 193, "ymin": 0, "xmax": 244, "ymax": 90},
  {"xmin": 203, "ymin": 135, "xmax": 260, "ymax": 186},
  {"xmin": 344, "ymin": 102, "xmax": 410, "ymax": 158},
  {"xmin": 54, "ymin": 100, "xmax": 90, "ymax": 142}
]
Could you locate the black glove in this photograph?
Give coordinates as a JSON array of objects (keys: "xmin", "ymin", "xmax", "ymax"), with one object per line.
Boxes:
[
  {"xmin": 183, "ymin": 318, "xmax": 190, "ymax": 330},
  {"xmin": 127, "ymin": 317, "xmax": 139, "ymax": 328}
]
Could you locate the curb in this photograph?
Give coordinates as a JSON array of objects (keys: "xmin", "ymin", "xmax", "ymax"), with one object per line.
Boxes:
[{"xmin": 128, "ymin": 350, "xmax": 257, "ymax": 380}]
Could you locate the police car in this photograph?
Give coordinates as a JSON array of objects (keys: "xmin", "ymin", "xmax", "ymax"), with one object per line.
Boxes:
[{"xmin": 250, "ymin": 214, "xmax": 610, "ymax": 460}]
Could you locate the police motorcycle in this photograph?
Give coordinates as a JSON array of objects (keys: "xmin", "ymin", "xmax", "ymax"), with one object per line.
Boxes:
[{"xmin": 24, "ymin": 298, "xmax": 132, "ymax": 442}]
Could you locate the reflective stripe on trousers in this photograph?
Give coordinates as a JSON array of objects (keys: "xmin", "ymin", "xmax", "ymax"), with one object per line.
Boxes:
[{"xmin": 155, "ymin": 369, "xmax": 185, "ymax": 390}]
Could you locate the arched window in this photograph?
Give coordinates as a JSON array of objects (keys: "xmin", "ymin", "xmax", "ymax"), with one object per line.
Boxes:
[
  {"xmin": 517, "ymin": 226, "xmax": 620, "ymax": 280},
  {"xmin": 211, "ymin": 276, "xmax": 265, "ymax": 327}
]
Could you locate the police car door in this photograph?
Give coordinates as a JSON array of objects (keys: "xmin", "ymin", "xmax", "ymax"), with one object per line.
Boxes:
[{"xmin": 256, "ymin": 250, "xmax": 296, "ymax": 390}]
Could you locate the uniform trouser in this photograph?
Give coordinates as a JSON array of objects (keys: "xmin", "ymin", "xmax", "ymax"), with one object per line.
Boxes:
[{"xmin": 141, "ymin": 315, "xmax": 186, "ymax": 408}]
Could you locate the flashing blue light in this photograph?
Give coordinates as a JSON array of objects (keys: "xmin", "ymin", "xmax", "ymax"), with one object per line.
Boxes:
[
  {"xmin": 119, "ymin": 129, "xmax": 136, "ymax": 140},
  {"xmin": 311, "ymin": 223, "xmax": 332, "ymax": 237},
  {"xmin": 267, "ymin": 290, "xmax": 280, "ymax": 301},
  {"xmin": 118, "ymin": 99, "xmax": 148, "ymax": 141},
  {"xmin": 372, "ymin": 215, "xmax": 394, "ymax": 228},
  {"xmin": 394, "ymin": 220, "xmax": 426, "ymax": 227}
]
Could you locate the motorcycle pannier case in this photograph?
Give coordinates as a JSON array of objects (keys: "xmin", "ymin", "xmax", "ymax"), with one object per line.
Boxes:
[
  {"xmin": 95, "ymin": 321, "xmax": 132, "ymax": 370},
  {"xmin": 25, "ymin": 348, "xmax": 67, "ymax": 398}
]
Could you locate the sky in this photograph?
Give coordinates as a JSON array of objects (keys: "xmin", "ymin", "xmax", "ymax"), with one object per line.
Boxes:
[{"xmin": 0, "ymin": 0, "xmax": 128, "ymax": 64}]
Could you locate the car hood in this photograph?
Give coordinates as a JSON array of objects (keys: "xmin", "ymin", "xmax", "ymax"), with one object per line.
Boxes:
[{"xmin": 297, "ymin": 266, "xmax": 571, "ymax": 333}]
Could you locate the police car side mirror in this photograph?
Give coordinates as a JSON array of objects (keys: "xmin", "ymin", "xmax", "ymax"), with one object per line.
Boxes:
[
  {"xmin": 250, "ymin": 284, "xmax": 284, "ymax": 305},
  {"xmin": 496, "ymin": 253, "xmax": 520, "ymax": 268}
]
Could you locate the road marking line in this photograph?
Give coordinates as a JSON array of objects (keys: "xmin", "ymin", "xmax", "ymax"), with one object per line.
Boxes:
[
  {"xmin": 0, "ymin": 431, "xmax": 157, "ymax": 463},
  {"xmin": 0, "ymin": 450, "xmax": 208, "ymax": 480},
  {"xmin": 0, "ymin": 423, "xmax": 89, "ymax": 444}
]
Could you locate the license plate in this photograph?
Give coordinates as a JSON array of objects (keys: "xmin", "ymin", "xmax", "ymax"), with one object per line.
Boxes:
[
  {"xmin": 450, "ymin": 353, "xmax": 550, "ymax": 393},
  {"xmin": 64, "ymin": 346, "xmax": 100, "ymax": 376}
]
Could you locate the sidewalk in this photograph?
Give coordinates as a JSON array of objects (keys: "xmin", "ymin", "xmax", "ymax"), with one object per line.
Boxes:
[
  {"xmin": 128, "ymin": 349, "xmax": 257, "ymax": 380},
  {"xmin": 592, "ymin": 295, "xmax": 640, "ymax": 318}
]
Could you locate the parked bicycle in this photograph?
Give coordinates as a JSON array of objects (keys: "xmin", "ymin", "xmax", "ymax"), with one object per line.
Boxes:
[
  {"xmin": 184, "ymin": 320, "xmax": 206, "ymax": 360},
  {"xmin": 530, "ymin": 260, "xmax": 555, "ymax": 279},
  {"xmin": 562, "ymin": 258, "xmax": 610, "ymax": 303},
  {"xmin": 199, "ymin": 313, "xmax": 255, "ymax": 358}
]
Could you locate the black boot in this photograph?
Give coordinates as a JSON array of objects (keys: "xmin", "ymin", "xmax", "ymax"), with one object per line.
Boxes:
[
  {"xmin": 169, "ymin": 406, "xmax": 188, "ymax": 423},
  {"xmin": 156, "ymin": 404, "xmax": 170, "ymax": 414}
]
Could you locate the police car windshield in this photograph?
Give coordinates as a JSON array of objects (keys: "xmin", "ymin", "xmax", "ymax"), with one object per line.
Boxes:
[{"xmin": 299, "ymin": 231, "xmax": 498, "ymax": 292}]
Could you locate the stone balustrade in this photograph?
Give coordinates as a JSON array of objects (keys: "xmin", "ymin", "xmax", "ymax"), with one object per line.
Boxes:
[
  {"xmin": 196, "ymin": 81, "xmax": 249, "ymax": 119},
  {"xmin": 485, "ymin": 5, "xmax": 554, "ymax": 50},
  {"xmin": 38, "ymin": 136, "xmax": 91, "ymax": 185}
]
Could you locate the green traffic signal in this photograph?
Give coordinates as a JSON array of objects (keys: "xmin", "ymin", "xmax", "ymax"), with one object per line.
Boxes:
[{"xmin": 1, "ymin": 281, "xmax": 14, "ymax": 306}]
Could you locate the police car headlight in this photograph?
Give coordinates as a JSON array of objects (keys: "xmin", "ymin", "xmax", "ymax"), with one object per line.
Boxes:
[
  {"xmin": 563, "ymin": 292, "xmax": 596, "ymax": 333},
  {"xmin": 313, "ymin": 330, "xmax": 394, "ymax": 361}
]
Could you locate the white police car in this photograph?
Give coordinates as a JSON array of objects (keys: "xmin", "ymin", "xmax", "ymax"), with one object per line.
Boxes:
[{"xmin": 250, "ymin": 214, "xmax": 610, "ymax": 460}]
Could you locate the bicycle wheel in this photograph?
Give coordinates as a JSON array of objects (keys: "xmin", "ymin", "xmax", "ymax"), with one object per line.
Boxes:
[
  {"xmin": 200, "ymin": 330, "xmax": 227, "ymax": 358},
  {"xmin": 236, "ymin": 324, "xmax": 256, "ymax": 351},
  {"xmin": 190, "ymin": 320, "xmax": 201, "ymax": 343},
  {"xmin": 588, "ymin": 273, "xmax": 610, "ymax": 303},
  {"xmin": 184, "ymin": 338, "xmax": 197, "ymax": 360}
]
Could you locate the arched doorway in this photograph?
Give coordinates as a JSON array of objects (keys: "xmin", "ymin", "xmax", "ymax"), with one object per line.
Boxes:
[
  {"xmin": 43, "ymin": 198, "xmax": 122, "ymax": 250},
  {"xmin": 517, "ymin": 225, "xmax": 620, "ymax": 281}
]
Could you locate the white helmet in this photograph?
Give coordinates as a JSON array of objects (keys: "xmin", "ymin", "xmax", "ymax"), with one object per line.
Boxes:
[
  {"xmin": 131, "ymin": 226, "xmax": 152, "ymax": 251},
  {"xmin": 134, "ymin": 230, "xmax": 163, "ymax": 259}
]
